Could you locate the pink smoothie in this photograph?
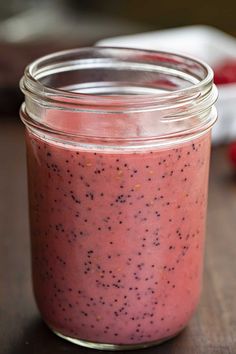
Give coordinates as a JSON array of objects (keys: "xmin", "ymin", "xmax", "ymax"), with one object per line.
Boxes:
[{"xmin": 26, "ymin": 128, "xmax": 210, "ymax": 345}]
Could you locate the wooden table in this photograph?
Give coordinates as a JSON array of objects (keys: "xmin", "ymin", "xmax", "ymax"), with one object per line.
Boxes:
[{"xmin": 1, "ymin": 119, "xmax": 235, "ymax": 354}]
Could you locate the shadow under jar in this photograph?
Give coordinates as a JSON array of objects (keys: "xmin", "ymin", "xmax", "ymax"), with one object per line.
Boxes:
[{"xmin": 20, "ymin": 47, "xmax": 217, "ymax": 350}]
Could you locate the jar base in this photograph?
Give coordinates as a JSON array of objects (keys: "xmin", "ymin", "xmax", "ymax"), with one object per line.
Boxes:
[{"xmin": 51, "ymin": 328, "xmax": 182, "ymax": 351}]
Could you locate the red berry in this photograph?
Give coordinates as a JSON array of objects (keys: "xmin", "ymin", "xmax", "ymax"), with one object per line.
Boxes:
[
  {"xmin": 228, "ymin": 142, "xmax": 236, "ymax": 167},
  {"xmin": 214, "ymin": 59, "xmax": 236, "ymax": 85}
]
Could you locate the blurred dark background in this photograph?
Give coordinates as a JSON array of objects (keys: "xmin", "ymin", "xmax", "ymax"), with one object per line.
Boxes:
[
  {"xmin": 0, "ymin": 0, "xmax": 236, "ymax": 116},
  {"xmin": 69, "ymin": 0, "xmax": 236, "ymax": 31}
]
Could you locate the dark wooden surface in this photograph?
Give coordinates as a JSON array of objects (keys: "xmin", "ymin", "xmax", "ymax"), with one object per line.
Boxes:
[{"xmin": 0, "ymin": 119, "xmax": 236, "ymax": 354}]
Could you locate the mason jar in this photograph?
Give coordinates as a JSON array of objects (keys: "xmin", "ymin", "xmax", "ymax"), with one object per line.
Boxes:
[{"xmin": 20, "ymin": 47, "xmax": 217, "ymax": 350}]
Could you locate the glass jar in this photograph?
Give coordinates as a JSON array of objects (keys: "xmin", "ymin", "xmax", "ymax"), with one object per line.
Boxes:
[{"xmin": 20, "ymin": 47, "xmax": 217, "ymax": 350}]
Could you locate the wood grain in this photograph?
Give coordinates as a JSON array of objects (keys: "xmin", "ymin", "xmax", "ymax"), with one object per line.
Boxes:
[{"xmin": 0, "ymin": 119, "xmax": 235, "ymax": 354}]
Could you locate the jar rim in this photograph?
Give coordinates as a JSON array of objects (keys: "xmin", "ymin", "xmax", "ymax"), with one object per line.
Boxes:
[{"xmin": 20, "ymin": 46, "xmax": 217, "ymax": 113}]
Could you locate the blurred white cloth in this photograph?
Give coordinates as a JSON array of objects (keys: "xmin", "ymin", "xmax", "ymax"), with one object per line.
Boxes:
[{"xmin": 97, "ymin": 25, "xmax": 236, "ymax": 145}]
